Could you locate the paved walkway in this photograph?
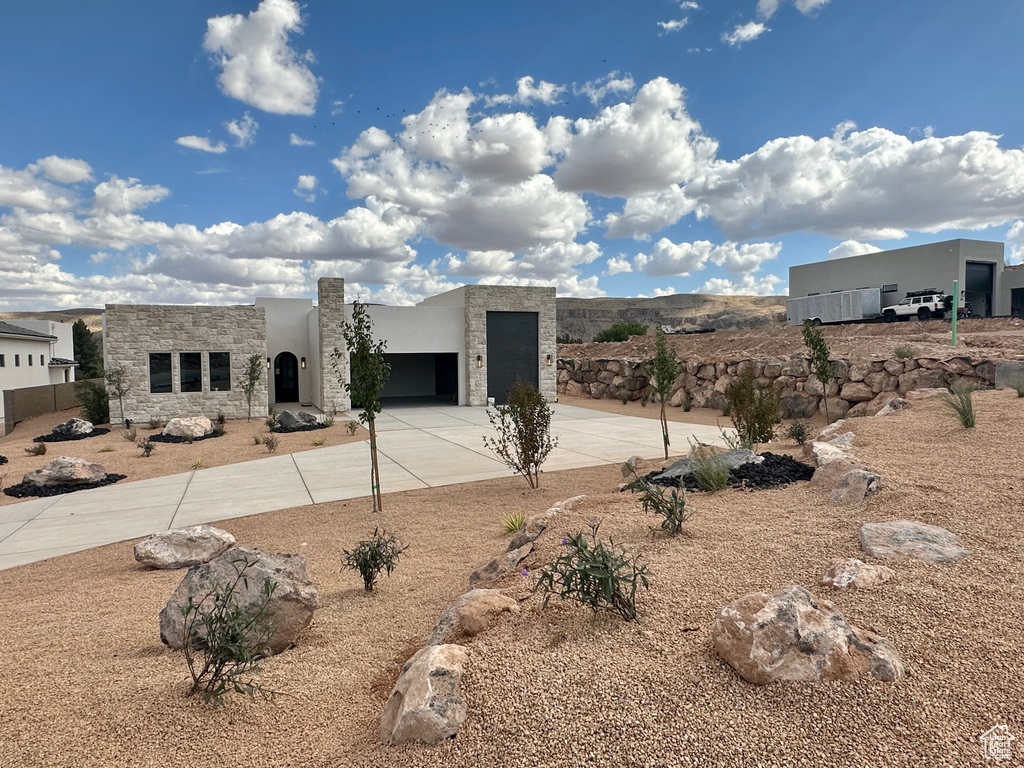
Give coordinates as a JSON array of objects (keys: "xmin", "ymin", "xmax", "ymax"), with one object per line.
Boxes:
[{"xmin": 0, "ymin": 404, "xmax": 727, "ymax": 570}]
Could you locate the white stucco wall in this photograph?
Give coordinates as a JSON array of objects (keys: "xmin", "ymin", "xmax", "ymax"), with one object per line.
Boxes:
[
  {"xmin": 257, "ymin": 298, "xmax": 316, "ymax": 404},
  {"xmin": 16, "ymin": 320, "xmax": 76, "ymax": 383},
  {"xmin": 0, "ymin": 335, "xmax": 59, "ymax": 422}
]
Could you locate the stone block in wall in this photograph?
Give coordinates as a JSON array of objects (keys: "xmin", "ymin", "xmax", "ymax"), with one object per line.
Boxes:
[
  {"xmin": 916, "ymin": 358, "xmax": 941, "ymax": 370},
  {"xmin": 591, "ymin": 382, "xmax": 608, "ymax": 399},
  {"xmin": 755, "ymin": 377, "xmax": 773, "ymax": 390},
  {"xmin": 782, "ymin": 357, "xmax": 811, "ymax": 378},
  {"xmin": 819, "ymin": 396, "xmax": 851, "ymax": 420},
  {"xmin": 903, "ymin": 359, "xmax": 919, "ymax": 372},
  {"xmin": 687, "ymin": 360, "xmax": 701, "ymax": 375},
  {"xmin": 804, "ymin": 375, "xmax": 839, "ymax": 398},
  {"xmin": 612, "ymin": 375, "xmax": 624, "ymax": 387},
  {"xmin": 863, "ymin": 371, "xmax": 897, "ymax": 393},
  {"xmin": 780, "ymin": 392, "xmax": 820, "ymax": 420},
  {"xmin": 597, "ymin": 370, "xmax": 616, "ymax": 385},
  {"xmin": 763, "ymin": 359, "xmax": 784, "ymax": 378},
  {"xmin": 839, "ymin": 382, "xmax": 875, "ymax": 402},
  {"xmin": 753, "ymin": 360, "xmax": 765, "ymax": 378},
  {"xmin": 772, "ymin": 375, "xmax": 796, "ymax": 392},
  {"xmin": 942, "ymin": 358, "xmax": 975, "ymax": 376},
  {"xmin": 623, "ymin": 377, "xmax": 646, "ymax": 391},
  {"xmin": 713, "ymin": 375, "xmax": 732, "ymax": 394},
  {"xmin": 727, "ymin": 363, "xmax": 737, "ymax": 375},
  {"xmin": 582, "ymin": 371, "xmax": 598, "ymax": 384},
  {"xmin": 715, "ymin": 362, "xmax": 728, "ymax": 377},
  {"xmin": 565, "ymin": 381, "xmax": 585, "ymax": 397},
  {"xmin": 557, "ymin": 369, "xmax": 570, "ymax": 384},
  {"xmin": 898, "ymin": 368, "xmax": 952, "ymax": 393},
  {"xmin": 697, "ymin": 364, "xmax": 715, "ymax": 379},
  {"xmin": 883, "ymin": 359, "xmax": 905, "ymax": 376},
  {"xmin": 670, "ymin": 388, "xmax": 689, "ymax": 407},
  {"xmin": 977, "ymin": 361, "xmax": 996, "ymax": 383},
  {"xmin": 605, "ymin": 360, "xmax": 621, "ymax": 375},
  {"xmin": 847, "ymin": 362, "xmax": 872, "ymax": 382},
  {"xmin": 689, "ymin": 384, "xmax": 715, "ymax": 409}
]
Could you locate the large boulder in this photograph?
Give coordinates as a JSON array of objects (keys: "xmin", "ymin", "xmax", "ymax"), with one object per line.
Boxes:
[
  {"xmin": 23, "ymin": 456, "xmax": 107, "ymax": 487},
  {"xmin": 159, "ymin": 546, "xmax": 318, "ymax": 655},
  {"xmin": 859, "ymin": 520, "xmax": 970, "ymax": 563},
  {"xmin": 875, "ymin": 397, "xmax": 907, "ymax": 417},
  {"xmin": 810, "ymin": 458, "xmax": 865, "ymax": 488},
  {"xmin": 277, "ymin": 410, "xmax": 319, "ymax": 430},
  {"xmin": 52, "ymin": 418, "xmax": 94, "ymax": 438},
  {"xmin": 810, "ymin": 441, "xmax": 854, "ymax": 468},
  {"xmin": 779, "ymin": 392, "xmax": 819, "ymax": 420},
  {"xmin": 428, "ymin": 589, "xmax": 519, "ymax": 645},
  {"xmin": 653, "ymin": 449, "xmax": 762, "ymax": 483},
  {"xmin": 133, "ymin": 525, "xmax": 236, "ymax": 570},
  {"xmin": 469, "ymin": 543, "xmax": 533, "ymax": 589},
  {"xmin": 829, "ymin": 469, "xmax": 881, "ymax": 505},
  {"xmin": 711, "ymin": 585, "xmax": 904, "ymax": 684},
  {"xmin": 381, "ymin": 644, "xmax": 469, "ymax": 745},
  {"xmin": 163, "ymin": 416, "xmax": 213, "ymax": 439},
  {"xmin": 821, "ymin": 558, "xmax": 895, "ymax": 590}
]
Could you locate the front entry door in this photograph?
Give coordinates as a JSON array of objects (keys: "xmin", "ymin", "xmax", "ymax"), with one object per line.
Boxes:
[{"xmin": 274, "ymin": 352, "xmax": 299, "ymax": 402}]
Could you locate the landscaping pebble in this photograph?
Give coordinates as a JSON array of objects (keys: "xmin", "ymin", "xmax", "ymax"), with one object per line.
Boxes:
[{"xmin": 821, "ymin": 558, "xmax": 895, "ymax": 589}]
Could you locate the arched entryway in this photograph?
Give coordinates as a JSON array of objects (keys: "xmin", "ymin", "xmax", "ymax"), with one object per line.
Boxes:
[{"xmin": 274, "ymin": 351, "xmax": 299, "ymax": 402}]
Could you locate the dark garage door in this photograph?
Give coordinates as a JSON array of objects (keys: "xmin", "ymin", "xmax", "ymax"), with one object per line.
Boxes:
[
  {"xmin": 486, "ymin": 311, "xmax": 538, "ymax": 405},
  {"xmin": 965, "ymin": 261, "xmax": 994, "ymax": 317}
]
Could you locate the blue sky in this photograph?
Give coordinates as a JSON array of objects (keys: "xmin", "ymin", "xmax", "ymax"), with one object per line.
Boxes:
[{"xmin": 2, "ymin": 0, "xmax": 1023, "ymax": 309}]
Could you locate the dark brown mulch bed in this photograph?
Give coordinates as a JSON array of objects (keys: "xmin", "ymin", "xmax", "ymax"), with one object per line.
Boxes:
[{"xmin": 3, "ymin": 473, "xmax": 128, "ymax": 498}]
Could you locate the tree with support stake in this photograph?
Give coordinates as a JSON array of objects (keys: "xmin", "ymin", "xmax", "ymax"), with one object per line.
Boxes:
[
  {"xmin": 105, "ymin": 365, "xmax": 131, "ymax": 427},
  {"xmin": 332, "ymin": 301, "xmax": 391, "ymax": 513},
  {"xmin": 643, "ymin": 329, "xmax": 683, "ymax": 461},
  {"xmin": 239, "ymin": 354, "xmax": 264, "ymax": 422}
]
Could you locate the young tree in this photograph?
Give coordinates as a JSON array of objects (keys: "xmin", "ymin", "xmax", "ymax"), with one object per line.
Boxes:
[
  {"xmin": 72, "ymin": 319, "xmax": 103, "ymax": 380},
  {"xmin": 332, "ymin": 301, "xmax": 391, "ymax": 512},
  {"xmin": 643, "ymin": 329, "xmax": 682, "ymax": 460},
  {"xmin": 104, "ymin": 365, "xmax": 131, "ymax": 426},
  {"xmin": 239, "ymin": 354, "xmax": 264, "ymax": 422},
  {"xmin": 483, "ymin": 379, "xmax": 558, "ymax": 489},
  {"xmin": 593, "ymin": 322, "xmax": 648, "ymax": 343},
  {"xmin": 802, "ymin": 320, "xmax": 836, "ymax": 423}
]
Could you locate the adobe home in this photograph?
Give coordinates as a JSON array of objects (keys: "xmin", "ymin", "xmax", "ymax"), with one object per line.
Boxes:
[{"xmin": 102, "ymin": 278, "xmax": 556, "ymax": 423}]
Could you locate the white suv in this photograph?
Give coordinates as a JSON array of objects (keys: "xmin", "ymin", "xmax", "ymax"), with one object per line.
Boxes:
[{"xmin": 882, "ymin": 290, "xmax": 947, "ymax": 322}]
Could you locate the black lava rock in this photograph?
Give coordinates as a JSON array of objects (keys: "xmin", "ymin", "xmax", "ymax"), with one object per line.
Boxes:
[
  {"xmin": 0, "ymin": 456, "xmax": 7, "ymax": 465},
  {"xmin": 642, "ymin": 452, "xmax": 813, "ymax": 491},
  {"xmin": 149, "ymin": 431, "xmax": 224, "ymax": 444},
  {"xmin": 271, "ymin": 422, "xmax": 328, "ymax": 434},
  {"xmin": 33, "ymin": 428, "xmax": 111, "ymax": 443},
  {"xmin": 3, "ymin": 473, "xmax": 128, "ymax": 498}
]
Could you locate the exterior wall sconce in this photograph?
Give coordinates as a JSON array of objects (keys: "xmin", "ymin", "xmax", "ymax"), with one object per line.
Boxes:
[
  {"xmin": 301, "ymin": 357, "xmax": 306, "ymax": 369},
  {"xmin": 546, "ymin": 354, "xmax": 553, "ymax": 366},
  {"xmin": 266, "ymin": 357, "xmax": 271, "ymax": 369},
  {"xmin": 476, "ymin": 355, "xmax": 483, "ymax": 368}
]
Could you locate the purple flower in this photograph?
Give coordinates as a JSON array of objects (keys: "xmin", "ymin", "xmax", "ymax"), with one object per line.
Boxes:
[
  {"xmin": 520, "ymin": 568, "xmax": 529, "ymax": 577},
  {"xmin": 561, "ymin": 537, "xmax": 570, "ymax": 545}
]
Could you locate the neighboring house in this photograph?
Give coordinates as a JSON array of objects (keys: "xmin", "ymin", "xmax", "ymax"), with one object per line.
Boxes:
[
  {"xmin": 103, "ymin": 278, "xmax": 556, "ymax": 423},
  {"xmin": 0, "ymin": 320, "xmax": 79, "ymax": 431},
  {"xmin": 789, "ymin": 239, "xmax": 1024, "ymax": 317}
]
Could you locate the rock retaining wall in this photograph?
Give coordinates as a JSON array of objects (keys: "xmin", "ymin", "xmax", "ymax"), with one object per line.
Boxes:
[{"xmin": 557, "ymin": 355, "xmax": 997, "ymax": 420}]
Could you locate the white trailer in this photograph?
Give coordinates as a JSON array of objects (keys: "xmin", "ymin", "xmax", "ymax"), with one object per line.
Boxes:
[{"xmin": 786, "ymin": 288, "xmax": 882, "ymax": 327}]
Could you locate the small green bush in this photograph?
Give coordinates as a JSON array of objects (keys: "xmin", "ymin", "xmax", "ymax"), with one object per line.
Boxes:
[
  {"xmin": 1013, "ymin": 383, "xmax": 1024, "ymax": 398},
  {"xmin": 691, "ymin": 448, "xmax": 730, "ymax": 492},
  {"xmin": 148, "ymin": 418, "xmax": 164, "ymax": 430},
  {"xmin": 311, "ymin": 437, "xmax": 326, "ymax": 446},
  {"xmin": 784, "ymin": 420, "xmax": 809, "ymax": 445},
  {"xmin": 260, "ymin": 434, "xmax": 279, "ymax": 453},
  {"xmin": 25, "ymin": 443, "xmax": 47, "ymax": 456},
  {"xmin": 322, "ymin": 414, "xmax": 335, "ymax": 428},
  {"xmin": 180, "ymin": 556, "xmax": 276, "ymax": 706},
  {"xmin": 534, "ymin": 520, "xmax": 650, "ymax": 622},
  {"xmin": 501, "ymin": 511, "xmax": 528, "ymax": 534},
  {"xmin": 483, "ymin": 379, "xmax": 558, "ymax": 489},
  {"xmin": 635, "ymin": 479, "xmax": 697, "ymax": 533},
  {"xmin": 893, "ymin": 345, "xmax": 918, "ymax": 360},
  {"xmin": 726, "ymin": 368, "xmax": 780, "ymax": 446},
  {"xmin": 942, "ymin": 381, "xmax": 976, "ymax": 428},
  {"xmin": 593, "ymin": 322, "xmax": 648, "ymax": 343},
  {"xmin": 345, "ymin": 420, "xmax": 359, "ymax": 435},
  {"xmin": 74, "ymin": 379, "xmax": 110, "ymax": 425},
  {"xmin": 136, "ymin": 438, "xmax": 155, "ymax": 457},
  {"xmin": 342, "ymin": 529, "xmax": 407, "ymax": 592},
  {"xmin": 121, "ymin": 426, "xmax": 137, "ymax": 442},
  {"xmin": 556, "ymin": 334, "xmax": 583, "ymax": 344}
]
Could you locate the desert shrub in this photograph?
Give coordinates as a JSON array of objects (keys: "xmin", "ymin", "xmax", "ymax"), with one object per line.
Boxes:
[
  {"xmin": 148, "ymin": 418, "xmax": 164, "ymax": 430},
  {"xmin": 190, "ymin": 458, "xmax": 206, "ymax": 470},
  {"xmin": 726, "ymin": 368, "xmax": 780, "ymax": 446},
  {"xmin": 260, "ymin": 435, "xmax": 279, "ymax": 453},
  {"xmin": 483, "ymin": 379, "xmax": 558, "ymax": 489},
  {"xmin": 180, "ymin": 556, "xmax": 276, "ymax": 706},
  {"xmin": 265, "ymin": 413, "xmax": 279, "ymax": 432},
  {"xmin": 311, "ymin": 437, "xmax": 326, "ymax": 446},
  {"xmin": 785, "ymin": 420, "xmax": 809, "ymax": 445},
  {"xmin": 690, "ymin": 448, "xmax": 730, "ymax": 492},
  {"xmin": 216, "ymin": 412, "xmax": 226, "ymax": 427},
  {"xmin": 681, "ymin": 393, "xmax": 692, "ymax": 412},
  {"xmin": 25, "ymin": 444, "xmax": 47, "ymax": 456},
  {"xmin": 322, "ymin": 414, "xmax": 335, "ymax": 428},
  {"xmin": 136, "ymin": 438, "xmax": 155, "ymax": 457},
  {"xmin": 501, "ymin": 511, "xmax": 528, "ymax": 534},
  {"xmin": 98, "ymin": 446, "xmax": 114, "ymax": 453},
  {"xmin": 556, "ymin": 334, "xmax": 583, "ymax": 344},
  {"xmin": 534, "ymin": 519, "xmax": 650, "ymax": 622},
  {"xmin": 1014, "ymin": 383, "xmax": 1024, "ymax": 398},
  {"xmin": 619, "ymin": 391, "xmax": 629, "ymax": 405},
  {"xmin": 635, "ymin": 478, "xmax": 697, "ymax": 533},
  {"xmin": 252, "ymin": 435, "xmax": 261, "ymax": 445},
  {"xmin": 345, "ymin": 420, "xmax": 359, "ymax": 435},
  {"xmin": 121, "ymin": 426, "xmax": 137, "ymax": 442},
  {"xmin": 893, "ymin": 344, "xmax": 918, "ymax": 360},
  {"xmin": 802, "ymin": 320, "xmax": 836, "ymax": 423},
  {"xmin": 593, "ymin": 322, "xmax": 648, "ymax": 343},
  {"xmin": 942, "ymin": 381, "xmax": 976, "ymax": 428},
  {"xmin": 74, "ymin": 379, "xmax": 110, "ymax": 425},
  {"xmin": 341, "ymin": 529, "xmax": 407, "ymax": 592},
  {"xmin": 211, "ymin": 426, "xmax": 225, "ymax": 438}
]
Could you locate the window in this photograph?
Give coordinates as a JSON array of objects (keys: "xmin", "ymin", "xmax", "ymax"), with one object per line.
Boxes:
[
  {"xmin": 149, "ymin": 353, "xmax": 172, "ymax": 393},
  {"xmin": 15, "ymin": 354, "xmax": 19, "ymax": 367},
  {"xmin": 209, "ymin": 352, "xmax": 231, "ymax": 392},
  {"xmin": 28, "ymin": 355, "xmax": 32, "ymax": 365},
  {"xmin": 40, "ymin": 355, "xmax": 44, "ymax": 365},
  {"xmin": 882, "ymin": 283, "xmax": 898, "ymax": 293},
  {"xmin": 0, "ymin": 354, "xmax": 5, "ymax": 367},
  {"xmin": 180, "ymin": 352, "xmax": 202, "ymax": 393},
  {"xmin": 807, "ymin": 292, "xmax": 819, "ymax": 296}
]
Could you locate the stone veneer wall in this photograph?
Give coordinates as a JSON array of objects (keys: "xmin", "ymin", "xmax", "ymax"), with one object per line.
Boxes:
[
  {"xmin": 103, "ymin": 304, "xmax": 267, "ymax": 423},
  {"xmin": 317, "ymin": 277, "xmax": 350, "ymax": 414},
  {"xmin": 557, "ymin": 354, "xmax": 997, "ymax": 419},
  {"xmin": 464, "ymin": 286, "xmax": 557, "ymax": 406}
]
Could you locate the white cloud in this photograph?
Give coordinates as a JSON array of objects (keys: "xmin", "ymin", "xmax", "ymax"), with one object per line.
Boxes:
[
  {"xmin": 604, "ymin": 255, "xmax": 633, "ymax": 275},
  {"xmin": 658, "ymin": 18, "xmax": 689, "ymax": 34},
  {"xmin": 757, "ymin": 0, "xmax": 780, "ymax": 17},
  {"xmin": 1007, "ymin": 220, "xmax": 1024, "ymax": 265},
  {"xmin": 758, "ymin": 0, "xmax": 829, "ymax": 18},
  {"xmin": 555, "ymin": 77, "xmax": 717, "ymax": 197},
  {"xmin": 92, "ymin": 176, "xmax": 170, "ymax": 215},
  {"xmin": 289, "ymin": 133, "xmax": 315, "ymax": 146},
  {"xmin": 444, "ymin": 241, "xmax": 602, "ymax": 282},
  {"xmin": 722, "ymin": 21, "xmax": 769, "ymax": 46},
  {"xmin": 176, "ymin": 136, "xmax": 228, "ymax": 153},
  {"xmin": 203, "ymin": 0, "xmax": 318, "ymax": 116},
  {"xmin": 515, "ymin": 76, "xmax": 565, "ymax": 105},
  {"xmin": 293, "ymin": 174, "xmax": 318, "ymax": 202},
  {"xmin": 602, "ymin": 185, "xmax": 695, "ymax": 239},
  {"xmin": 680, "ymin": 2, "xmax": 700, "ymax": 8},
  {"xmin": 574, "ymin": 71, "xmax": 635, "ymax": 106},
  {"xmin": 687, "ymin": 125, "xmax": 1024, "ymax": 240},
  {"xmin": 828, "ymin": 240, "xmax": 882, "ymax": 260},
  {"xmin": 633, "ymin": 239, "xmax": 779, "ymax": 277},
  {"xmin": 226, "ymin": 112, "xmax": 259, "ymax": 147},
  {"xmin": 35, "ymin": 156, "xmax": 93, "ymax": 184},
  {"xmin": 0, "ymin": 165, "xmax": 74, "ymax": 211},
  {"xmin": 794, "ymin": 0, "xmax": 830, "ymax": 14},
  {"xmin": 696, "ymin": 274, "xmax": 783, "ymax": 295}
]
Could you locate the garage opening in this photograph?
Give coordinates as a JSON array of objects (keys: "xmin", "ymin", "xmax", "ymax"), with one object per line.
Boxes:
[
  {"xmin": 378, "ymin": 352, "xmax": 458, "ymax": 405},
  {"xmin": 965, "ymin": 261, "xmax": 995, "ymax": 317},
  {"xmin": 486, "ymin": 311, "xmax": 539, "ymax": 405},
  {"xmin": 1012, "ymin": 288, "xmax": 1024, "ymax": 318}
]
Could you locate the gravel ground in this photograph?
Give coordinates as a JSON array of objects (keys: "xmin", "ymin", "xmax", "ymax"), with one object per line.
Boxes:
[
  {"xmin": 0, "ymin": 391, "xmax": 1021, "ymax": 767},
  {"xmin": 0, "ymin": 409, "xmax": 366, "ymax": 507}
]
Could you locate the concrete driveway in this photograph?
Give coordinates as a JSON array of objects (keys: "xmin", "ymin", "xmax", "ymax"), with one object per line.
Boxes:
[{"xmin": 0, "ymin": 403, "xmax": 727, "ymax": 570}]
